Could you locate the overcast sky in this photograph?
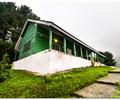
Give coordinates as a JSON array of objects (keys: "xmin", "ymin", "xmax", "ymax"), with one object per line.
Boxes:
[{"xmin": 1, "ymin": 0, "xmax": 120, "ymax": 58}]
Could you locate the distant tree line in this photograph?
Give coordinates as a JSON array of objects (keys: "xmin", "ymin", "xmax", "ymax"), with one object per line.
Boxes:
[
  {"xmin": 99, "ymin": 51, "xmax": 116, "ymax": 66},
  {"xmin": 0, "ymin": 2, "xmax": 40, "ymax": 62}
]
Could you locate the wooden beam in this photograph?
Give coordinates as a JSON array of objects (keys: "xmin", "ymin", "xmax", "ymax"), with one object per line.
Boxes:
[
  {"xmin": 86, "ymin": 49, "xmax": 88, "ymax": 60},
  {"xmin": 49, "ymin": 27, "xmax": 52, "ymax": 49},
  {"xmin": 80, "ymin": 46, "xmax": 83, "ymax": 58},
  {"xmin": 73, "ymin": 42, "xmax": 76, "ymax": 56},
  {"xmin": 64, "ymin": 38, "xmax": 67, "ymax": 54}
]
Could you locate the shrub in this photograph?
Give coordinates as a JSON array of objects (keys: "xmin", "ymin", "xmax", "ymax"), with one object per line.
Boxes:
[{"xmin": 0, "ymin": 53, "xmax": 12, "ymax": 82}]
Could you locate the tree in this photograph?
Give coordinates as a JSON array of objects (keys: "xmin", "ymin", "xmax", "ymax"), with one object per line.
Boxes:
[
  {"xmin": 0, "ymin": 2, "xmax": 17, "ymax": 41},
  {"xmin": 0, "ymin": 2, "xmax": 40, "ymax": 62},
  {"xmin": 99, "ymin": 51, "xmax": 116, "ymax": 66},
  {"xmin": 18, "ymin": 5, "xmax": 32, "ymax": 17},
  {"xmin": 0, "ymin": 2, "xmax": 40, "ymax": 42},
  {"xmin": 0, "ymin": 40, "xmax": 14, "ymax": 62}
]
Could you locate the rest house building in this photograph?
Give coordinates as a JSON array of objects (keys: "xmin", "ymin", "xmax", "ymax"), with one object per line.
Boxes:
[{"xmin": 13, "ymin": 19, "xmax": 105, "ymax": 75}]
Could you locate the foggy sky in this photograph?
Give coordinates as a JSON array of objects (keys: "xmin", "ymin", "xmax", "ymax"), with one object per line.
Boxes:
[{"xmin": 1, "ymin": 0, "xmax": 120, "ymax": 58}]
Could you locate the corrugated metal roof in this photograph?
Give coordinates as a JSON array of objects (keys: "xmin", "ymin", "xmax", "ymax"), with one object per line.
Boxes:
[{"xmin": 15, "ymin": 19, "xmax": 105, "ymax": 57}]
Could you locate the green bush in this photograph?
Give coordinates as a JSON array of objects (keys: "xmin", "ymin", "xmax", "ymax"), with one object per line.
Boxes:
[{"xmin": 0, "ymin": 53, "xmax": 12, "ymax": 82}]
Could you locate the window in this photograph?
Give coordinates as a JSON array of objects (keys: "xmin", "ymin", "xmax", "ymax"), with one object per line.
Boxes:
[{"xmin": 23, "ymin": 40, "xmax": 31, "ymax": 52}]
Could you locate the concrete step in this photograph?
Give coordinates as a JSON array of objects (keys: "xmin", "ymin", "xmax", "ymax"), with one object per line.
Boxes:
[
  {"xmin": 97, "ymin": 73, "xmax": 120, "ymax": 84},
  {"xmin": 109, "ymin": 70, "xmax": 120, "ymax": 73},
  {"xmin": 74, "ymin": 83, "xmax": 116, "ymax": 98}
]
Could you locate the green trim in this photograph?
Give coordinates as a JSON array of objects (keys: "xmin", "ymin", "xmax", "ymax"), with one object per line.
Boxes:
[
  {"xmin": 49, "ymin": 27, "xmax": 52, "ymax": 49},
  {"xmin": 103, "ymin": 58, "xmax": 105, "ymax": 64},
  {"xmin": 90, "ymin": 52, "xmax": 92, "ymax": 60},
  {"xmin": 73, "ymin": 42, "xmax": 76, "ymax": 56},
  {"xmin": 101, "ymin": 58, "xmax": 102, "ymax": 63},
  {"xmin": 80, "ymin": 46, "xmax": 83, "ymax": 58},
  {"xmin": 97, "ymin": 54, "xmax": 99, "ymax": 62},
  {"xmin": 97, "ymin": 55, "xmax": 99, "ymax": 62},
  {"xmin": 99, "ymin": 57, "xmax": 101, "ymax": 63},
  {"xmin": 96, "ymin": 54, "xmax": 98, "ymax": 62},
  {"xmin": 94, "ymin": 53, "xmax": 96, "ymax": 62},
  {"xmin": 14, "ymin": 53, "xmax": 17, "ymax": 61},
  {"xmin": 101, "ymin": 57, "xmax": 103, "ymax": 63},
  {"xmin": 64, "ymin": 38, "xmax": 66, "ymax": 54},
  {"xmin": 86, "ymin": 49, "xmax": 88, "ymax": 60}
]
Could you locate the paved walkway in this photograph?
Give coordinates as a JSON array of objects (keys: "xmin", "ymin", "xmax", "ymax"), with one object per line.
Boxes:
[
  {"xmin": 74, "ymin": 67, "xmax": 120, "ymax": 98},
  {"xmin": 97, "ymin": 73, "xmax": 120, "ymax": 84},
  {"xmin": 74, "ymin": 83, "xmax": 116, "ymax": 98}
]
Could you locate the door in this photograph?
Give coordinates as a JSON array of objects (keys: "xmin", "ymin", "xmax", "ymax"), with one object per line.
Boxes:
[{"xmin": 53, "ymin": 43, "xmax": 61, "ymax": 51}]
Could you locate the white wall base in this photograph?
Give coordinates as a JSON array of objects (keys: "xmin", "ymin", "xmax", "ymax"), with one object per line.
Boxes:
[{"xmin": 13, "ymin": 49, "xmax": 105, "ymax": 75}]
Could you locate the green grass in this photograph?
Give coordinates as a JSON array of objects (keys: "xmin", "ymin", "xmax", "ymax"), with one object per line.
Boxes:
[
  {"xmin": 112, "ymin": 83, "xmax": 120, "ymax": 98},
  {"xmin": 0, "ymin": 66, "xmax": 112, "ymax": 98}
]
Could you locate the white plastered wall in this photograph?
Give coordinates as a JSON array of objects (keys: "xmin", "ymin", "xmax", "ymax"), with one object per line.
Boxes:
[
  {"xmin": 48, "ymin": 50, "xmax": 104, "ymax": 73},
  {"xmin": 13, "ymin": 50, "xmax": 50, "ymax": 75},
  {"xmin": 13, "ymin": 49, "xmax": 105, "ymax": 75}
]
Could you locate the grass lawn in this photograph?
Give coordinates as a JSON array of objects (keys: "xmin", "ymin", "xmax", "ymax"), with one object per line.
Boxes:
[
  {"xmin": 0, "ymin": 66, "xmax": 112, "ymax": 98},
  {"xmin": 112, "ymin": 83, "xmax": 120, "ymax": 98}
]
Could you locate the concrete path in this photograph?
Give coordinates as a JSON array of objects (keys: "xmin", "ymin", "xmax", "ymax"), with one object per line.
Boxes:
[
  {"xmin": 109, "ymin": 68, "xmax": 120, "ymax": 73},
  {"xmin": 74, "ymin": 83, "xmax": 116, "ymax": 98},
  {"xmin": 97, "ymin": 73, "xmax": 120, "ymax": 84},
  {"xmin": 74, "ymin": 67, "xmax": 120, "ymax": 98}
]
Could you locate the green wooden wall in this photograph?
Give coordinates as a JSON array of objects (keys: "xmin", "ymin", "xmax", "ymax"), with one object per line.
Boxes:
[
  {"xmin": 19, "ymin": 23, "xmax": 37, "ymax": 59},
  {"xmin": 18, "ymin": 23, "xmax": 49, "ymax": 59},
  {"xmin": 34, "ymin": 25, "xmax": 49, "ymax": 53}
]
